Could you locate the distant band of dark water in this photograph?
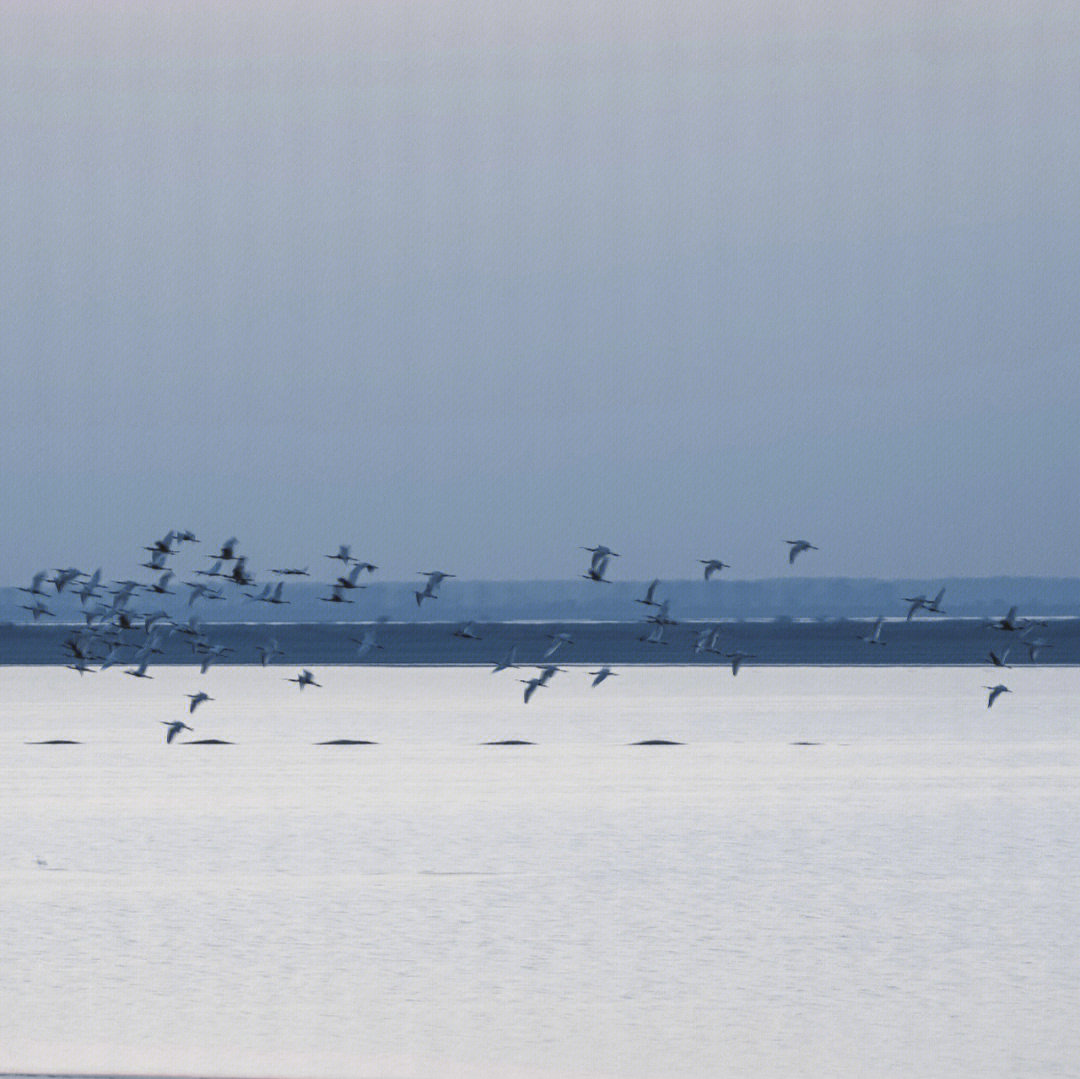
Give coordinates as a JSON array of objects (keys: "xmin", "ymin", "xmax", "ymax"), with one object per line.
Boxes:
[{"xmin": 2, "ymin": 619, "xmax": 1078, "ymax": 666}]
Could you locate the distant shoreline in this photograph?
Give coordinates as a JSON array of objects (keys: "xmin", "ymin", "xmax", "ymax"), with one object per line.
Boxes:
[{"xmin": 3, "ymin": 618, "xmax": 1078, "ymax": 667}]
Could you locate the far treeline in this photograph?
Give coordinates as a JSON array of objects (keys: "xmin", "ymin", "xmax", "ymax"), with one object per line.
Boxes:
[{"xmin": 3, "ymin": 577, "xmax": 1080, "ymax": 624}]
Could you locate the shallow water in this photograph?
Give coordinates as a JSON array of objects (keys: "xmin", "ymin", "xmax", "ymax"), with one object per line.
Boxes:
[{"xmin": 2, "ymin": 666, "xmax": 1078, "ymax": 1078}]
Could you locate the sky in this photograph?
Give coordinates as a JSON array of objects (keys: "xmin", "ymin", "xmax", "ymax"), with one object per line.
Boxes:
[{"xmin": 1, "ymin": 2, "xmax": 1078, "ymax": 583}]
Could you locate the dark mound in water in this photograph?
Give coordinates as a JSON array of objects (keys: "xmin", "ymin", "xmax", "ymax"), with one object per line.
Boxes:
[
  {"xmin": 26, "ymin": 739, "xmax": 81, "ymax": 744},
  {"xmin": 632, "ymin": 738, "xmax": 683, "ymax": 745},
  {"xmin": 315, "ymin": 739, "xmax": 378, "ymax": 745},
  {"xmin": 184, "ymin": 738, "xmax": 233, "ymax": 744},
  {"xmin": 790, "ymin": 741, "xmax": 821, "ymax": 746},
  {"xmin": 483, "ymin": 739, "xmax": 535, "ymax": 745}
]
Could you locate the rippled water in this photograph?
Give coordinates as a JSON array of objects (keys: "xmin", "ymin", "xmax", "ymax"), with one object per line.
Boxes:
[{"xmin": 2, "ymin": 665, "xmax": 1078, "ymax": 1077}]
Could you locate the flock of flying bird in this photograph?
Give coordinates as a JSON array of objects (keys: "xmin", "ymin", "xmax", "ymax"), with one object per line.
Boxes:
[{"xmin": 12, "ymin": 530, "xmax": 1046, "ymax": 741}]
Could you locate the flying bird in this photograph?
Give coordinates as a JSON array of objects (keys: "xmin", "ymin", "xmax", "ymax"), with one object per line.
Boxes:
[
  {"xmin": 589, "ymin": 667, "xmax": 617, "ymax": 687},
  {"xmin": 349, "ymin": 628, "xmax": 384, "ymax": 658},
  {"xmin": 543, "ymin": 632, "xmax": 574, "ymax": 658},
  {"xmin": 210, "ymin": 537, "xmax": 240, "ymax": 561},
  {"xmin": 984, "ymin": 684, "xmax": 1010, "ymax": 708},
  {"xmin": 634, "ymin": 579, "xmax": 661, "ymax": 606},
  {"xmin": 187, "ymin": 692, "xmax": 213, "ymax": 713},
  {"xmin": 785, "ymin": 540, "xmax": 818, "ymax": 564},
  {"xmin": 581, "ymin": 545, "xmax": 619, "ymax": 570},
  {"xmin": 987, "ymin": 648, "xmax": 1011, "ymax": 668},
  {"xmin": 991, "ymin": 607, "xmax": 1024, "ymax": 632},
  {"xmin": 162, "ymin": 720, "xmax": 193, "ymax": 744},
  {"xmin": 320, "ymin": 585, "xmax": 354, "ymax": 605},
  {"xmin": 536, "ymin": 665, "xmax": 565, "ymax": 686},
  {"xmin": 257, "ymin": 638, "xmax": 284, "ymax": 666},
  {"xmin": 859, "ymin": 617, "xmax": 887, "ymax": 645},
  {"xmin": 727, "ymin": 650, "xmax": 755, "ymax": 675},
  {"xmin": 582, "ymin": 556, "xmax": 613, "ymax": 583},
  {"xmin": 416, "ymin": 571, "xmax": 455, "ymax": 605},
  {"xmin": 519, "ymin": 677, "xmax": 546, "ymax": 703},
  {"xmin": 700, "ymin": 559, "xmax": 731, "ymax": 580},
  {"xmin": 453, "ymin": 622, "xmax": 482, "ymax": 640},
  {"xmin": 287, "ymin": 669, "xmax": 321, "ymax": 689},
  {"xmin": 924, "ymin": 587, "xmax": 947, "ymax": 614},
  {"xmin": 18, "ymin": 571, "xmax": 49, "ymax": 596},
  {"xmin": 491, "ymin": 646, "xmax": 519, "ymax": 673}
]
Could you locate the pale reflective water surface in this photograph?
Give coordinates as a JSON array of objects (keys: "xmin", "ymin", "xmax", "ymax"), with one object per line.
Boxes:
[{"xmin": 2, "ymin": 666, "xmax": 1078, "ymax": 1078}]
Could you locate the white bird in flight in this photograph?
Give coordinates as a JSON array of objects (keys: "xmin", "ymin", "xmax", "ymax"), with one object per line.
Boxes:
[
  {"xmin": 635, "ymin": 579, "xmax": 661, "ymax": 606},
  {"xmin": 859, "ymin": 617, "xmax": 886, "ymax": 645},
  {"xmin": 416, "ymin": 571, "xmax": 455, "ymax": 606},
  {"xmin": 491, "ymin": 646, "xmax": 519, "ymax": 673}
]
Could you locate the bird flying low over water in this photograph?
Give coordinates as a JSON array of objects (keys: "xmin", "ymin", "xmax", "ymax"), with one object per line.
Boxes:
[
  {"xmin": 187, "ymin": 692, "xmax": 213, "ymax": 713},
  {"xmin": 19, "ymin": 570, "xmax": 49, "ymax": 596},
  {"xmin": 335, "ymin": 565, "xmax": 368, "ymax": 591},
  {"xmin": 349, "ymin": 628, "xmax": 384, "ymax": 658},
  {"xmin": 287, "ymin": 669, "xmax": 321, "ymax": 689},
  {"xmin": 162, "ymin": 720, "xmax": 193, "ymax": 744},
  {"xmin": 327, "ymin": 545, "xmax": 355, "ymax": 564},
  {"xmin": 589, "ymin": 667, "xmax": 617, "ymax": 687},
  {"xmin": 727, "ymin": 650, "xmax": 755, "ymax": 675},
  {"xmin": 984, "ymin": 684, "xmax": 1010, "ymax": 708},
  {"xmin": 639, "ymin": 622, "xmax": 668, "ymax": 645},
  {"xmin": 924, "ymin": 587, "xmax": 946, "ymax": 614},
  {"xmin": 785, "ymin": 540, "xmax": 818, "ymax": 564},
  {"xmin": 416, "ymin": 571, "xmax": 455, "ymax": 606},
  {"xmin": 229, "ymin": 558, "xmax": 255, "ymax": 587},
  {"xmin": 491, "ymin": 646, "xmax": 519, "ymax": 673},
  {"xmin": 635, "ymin": 579, "xmax": 661, "ymax": 606},
  {"xmin": 453, "ymin": 622, "xmax": 482, "ymax": 640},
  {"xmin": 271, "ymin": 566, "xmax": 310, "ymax": 576},
  {"xmin": 700, "ymin": 559, "xmax": 731, "ymax": 580},
  {"xmin": 582, "ymin": 555, "xmax": 613, "ymax": 583},
  {"xmin": 1025, "ymin": 638, "xmax": 1052, "ymax": 663},
  {"xmin": 991, "ymin": 607, "xmax": 1024, "ymax": 632},
  {"xmin": 20, "ymin": 599, "xmax": 54, "ymax": 620},
  {"xmin": 320, "ymin": 585, "xmax": 354, "ymax": 604},
  {"xmin": 544, "ymin": 632, "xmax": 574, "ymax": 658},
  {"xmin": 987, "ymin": 648, "xmax": 1011, "ymax": 668},
  {"xmin": 859, "ymin": 617, "xmax": 886, "ymax": 645},
  {"xmin": 257, "ymin": 638, "xmax": 283, "ymax": 667}
]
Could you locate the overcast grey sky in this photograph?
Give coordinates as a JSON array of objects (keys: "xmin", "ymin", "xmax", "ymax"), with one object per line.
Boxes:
[{"xmin": 1, "ymin": 2, "xmax": 1077, "ymax": 582}]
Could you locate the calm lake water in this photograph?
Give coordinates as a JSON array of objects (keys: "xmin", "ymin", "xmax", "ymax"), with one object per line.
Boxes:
[{"xmin": 2, "ymin": 665, "xmax": 1078, "ymax": 1078}]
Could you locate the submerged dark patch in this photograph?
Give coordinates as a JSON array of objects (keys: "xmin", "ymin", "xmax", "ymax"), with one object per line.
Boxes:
[
  {"xmin": 315, "ymin": 739, "xmax": 378, "ymax": 745},
  {"xmin": 26, "ymin": 739, "xmax": 81, "ymax": 744},
  {"xmin": 184, "ymin": 738, "xmax": 234, "ymax": 744},
  {"xmin": 631, "ymin": 738, "xmax": 683, "ymax": 745},
  {"xmin": 483, "ymin": 739, "xmax": 535, "ymax": 745}
]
